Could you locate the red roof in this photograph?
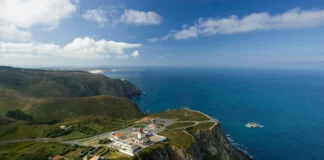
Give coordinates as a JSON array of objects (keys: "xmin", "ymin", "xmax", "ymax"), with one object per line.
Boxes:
[
  {"xmin": 90, "ymin": 156, "xmax": 100, "ymax": 160},
  {"xmin": 114, "ymin": 132, "xmax": 123, "ymax": 137},
  {"xmin": 53, "ymin": 155, "xmax": 61, "ymax": 160}
]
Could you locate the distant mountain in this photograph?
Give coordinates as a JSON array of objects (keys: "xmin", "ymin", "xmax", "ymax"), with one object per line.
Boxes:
[{"xmin": 0, "ymin": 66, "xmax": 141, "ymax": 98}]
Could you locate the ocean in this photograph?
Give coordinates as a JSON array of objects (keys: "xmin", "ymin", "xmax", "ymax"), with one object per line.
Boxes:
[{"xmin": 101, "ymin": 67, "xmax": 324, "ymax": 160}]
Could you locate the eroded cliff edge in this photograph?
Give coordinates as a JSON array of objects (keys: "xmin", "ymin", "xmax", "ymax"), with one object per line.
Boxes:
[{"xmin": 134, "ymin": 109, "xmax": 250, "ymax": 160}]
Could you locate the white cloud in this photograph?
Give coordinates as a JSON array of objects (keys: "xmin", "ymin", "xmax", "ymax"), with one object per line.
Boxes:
[
  {"xmin": 63, "ymin": 37, "xmax": 141, "ymax": 57},
  {"xmin": 148, "ymin": 33, "xmax": 173, "ymax": 42},
  {"xmin": 197, "ymin": 8, "xmax": 324, "ymax": 36},
  {"xmin": 0, "ymin": 25, "xmax": 32, "ymax": 42},
  {"xmin": 82, "ymin": 8, "xmax": 107, "ymax": 27},
  {"xmin": 131, "ymin": 50, "xmax": 139, "ymax": 57},
  {"xmin": 117, "ymin": 50, "xmax": 140, "ymax": 59},
  {"xmin": 0, "ymin": 0, "xmax": 78, "ymax": 42},
  {"xmin": 151, "ymin": 8, "xmax": 324, "ymax": 41},
  {"xmin": 0, "ymin": 37, "xmax": 141, "ymax": 59},
  {"xmin": 174, "ymin": 26, "xmax": 198, "ymax": 40},
  {"xmin": 120, "ymin": 9, "xmax": 162, "ymax": 25},
  {"xmin": 0, "ymin": 0, "xmax": 78, "ymax": 29},
  {"xmin": 0, "ymin": 41, "xmax": 61, "ymax": 59}
]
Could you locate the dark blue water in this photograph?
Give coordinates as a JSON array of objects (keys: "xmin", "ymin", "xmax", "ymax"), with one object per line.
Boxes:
[{"xmin": 102, "ymin": 67, "xmax": 324, "ymax": 160}]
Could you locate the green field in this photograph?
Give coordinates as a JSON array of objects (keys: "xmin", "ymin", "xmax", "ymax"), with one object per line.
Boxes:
[
  {"xmin": 166, "ymin": 122, "xmax": 195, "ymax": 129},
  {"xmin": 0, "ymin": 142, "xmax": 90, "ymax": 160},
  {"xmin": 159, "ymin": 129, "xmax": 194, "ymax": 149},
  {"xmin": 186, "ymin": 122, "xmax": 215, "ymax": 134},
  {"xmin": 152, "ymin": 108, "xmax": 209, "ymax": 121}
]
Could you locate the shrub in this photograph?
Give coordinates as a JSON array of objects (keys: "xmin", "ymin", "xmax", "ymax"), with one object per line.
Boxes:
[{"xmin": 6, "ymin": 110, "xmax": 33, "ymax": 121}]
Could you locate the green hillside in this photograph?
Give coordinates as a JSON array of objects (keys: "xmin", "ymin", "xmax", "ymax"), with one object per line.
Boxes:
[
  {"xmin": 0, "ymin": 66, "xmax": 141, "ymax": 98},
  {"xmin": 0, "ymin": 88, "xmax": 143, "ymax": 140},
  {"xmin": 0, "ymin": 67, "xmax": 144, "ymax": 140},
  {"xmin": 25, "ymin": 95, "xmax": 142, "ymax": 121}
]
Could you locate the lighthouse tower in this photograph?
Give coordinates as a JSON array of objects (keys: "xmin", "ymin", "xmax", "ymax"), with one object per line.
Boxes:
[{"xmin": 137, "ymin": 128, "xmax": 144, "ymax": 139}]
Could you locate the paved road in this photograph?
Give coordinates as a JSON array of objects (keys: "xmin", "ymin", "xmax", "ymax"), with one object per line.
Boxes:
[
  {"xmin": 0, "ymin": 108, "xmax": 217, "ymax": 146},
  {"xmin": 62, "ymin": 126, "xmax": 135, "ymax": 146}
]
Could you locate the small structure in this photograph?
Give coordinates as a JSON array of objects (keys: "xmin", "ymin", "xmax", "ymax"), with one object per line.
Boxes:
[
  {"xmin": 147, "ymin": 123, "xmax": 156, "ymax": 130},
  {"xmin": 137, "ymin": 128, "xmax": 144, "ymax": 139},
  {"xmin": 52, "ymin": 155, "xmax": 62, "ymax": 160},
  {"xmin": 90, "ymin": 156, "xmax": 100, "ymax": 160},
  {"xmin": 112, "ymin": 132, "xmax": 124, "ymax": 140},
  {"xmin": 59, "ymin": 125, "xmax": 67, "ymax": 130}
]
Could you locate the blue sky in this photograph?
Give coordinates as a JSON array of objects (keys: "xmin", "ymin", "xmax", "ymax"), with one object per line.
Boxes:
[{"xmin": 1, "ymin": 0, "xmax": 324, "ymax": 68}]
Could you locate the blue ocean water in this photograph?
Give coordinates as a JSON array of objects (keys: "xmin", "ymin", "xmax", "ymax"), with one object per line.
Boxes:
[{"xmin": 102, "ymin": 67, "xmax": 324, "ymax": 160}]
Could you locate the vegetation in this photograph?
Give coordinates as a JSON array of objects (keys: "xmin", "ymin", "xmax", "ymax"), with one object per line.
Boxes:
[
  {"xmin": 0, "ymin": 92, "xmax": 142, "ymax": 140},
  {"xmin": 186, "ymin": 122, "xmax": 215, "ymax": 134},
  {"xmin": 26, "ymin": 95, "xmax": 142, "ymax": 122},
  {"xmin": 152, "ymin": 108, "xmax": 209, "ymax": 121},
  {"xmin": 0, "ymin": 142, "xmax": 90, "ymax": 160},
  {"xmin": 133, "ymin": 124, "xmax": 147, "ymax": 128},
  {"xmin": 98, "ymin": 138, "xmax": 112, "ymax": 144},
  {"xmin": 1, "ymin": 126, "xmax": 18, "ymax": 136},
  {"xmin": 166, "ymin": 122, "xmax": 195, "ymax": 129},
  {"xmin": 46, "ymin": 127, "xmax": 74, "ymax": 138},
  {"xmin": 6, "ymin": 109, "xmax": 33, "ymax": 121},
  {"xmin": 0, "ymin": 115, "xmax": 14, "ymax": 125},
  {"xmin": 134, "ymin": 143, "xmax": 166, "ymax": 159},
  {"xmin": 159, "ymin": 129, "xmax": 194, "ymax": 149},
  {"xmin": 0, "ymin": 66, "xmax": 141, "ymax": 98}
]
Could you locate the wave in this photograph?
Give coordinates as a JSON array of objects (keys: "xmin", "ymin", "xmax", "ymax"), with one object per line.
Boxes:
[{"xmin": 226, "ymin": 134, "xmax": 254, "ymax": 159}]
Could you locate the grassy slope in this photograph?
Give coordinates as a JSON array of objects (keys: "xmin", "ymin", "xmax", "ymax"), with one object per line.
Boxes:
[
  {"xmin": 152, "ymin": 108, "xmax": 209, "ymax": 121},
  {"xmin": 159, "ymin": 129, "xmax": 194, "ymax": 149},
  {"xmin": 0, "ymin": 142, "xmax": 90, "ymax": 160},
  {"xmin": 0, "ymin": 66, "xmax": 144, "ymax": 140},
  {"xmin": 0, "ymin": 66, "xmax": 141, "ymax": 98},
  {"xmin": 0, "ymin": 88, "xmax": 143, "ymax": 140},
  {"xmin": 0, "ymin": 142, "xmax": 131, "ymax": 160},
  {"xmin": 27, "ymin": 95, "xmax": 142, "ymax": 121},
  {"xmin": 186, "ymin": 122, "xmax": 215, "ymax": 135},
  {"xmin": 166, "ymin": 122, "xmax": 195, "ymax": 129}
]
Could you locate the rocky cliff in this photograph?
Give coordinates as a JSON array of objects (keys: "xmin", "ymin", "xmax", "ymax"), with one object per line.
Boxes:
[{"xmin": 134, "ymin": 122, "xmax": 250, "ymax": 160}]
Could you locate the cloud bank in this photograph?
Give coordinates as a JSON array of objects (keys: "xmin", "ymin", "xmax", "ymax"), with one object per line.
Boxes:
[
  {"xmin": 0, "ymin": 0, "xmax": 78, "ymax": 41},
  {"xmin": 0, "ymin": 0, "xmax": 78, "ymax": 29},
  {"xmin": 0, "ymin": 25, "xmax": 32, "ymax": 42},
  {"xmin": 151, "ymin": 8, "xmax": 324, "ymax": 41},
  {"xmin": 0, "ymin": 37, "xmax": 141, "ymax": 59}
]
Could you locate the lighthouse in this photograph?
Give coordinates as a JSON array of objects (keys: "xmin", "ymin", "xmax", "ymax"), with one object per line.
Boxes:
[{"xmin": 137, "ymin": 128, "xmax": 144, "ymax": 139}]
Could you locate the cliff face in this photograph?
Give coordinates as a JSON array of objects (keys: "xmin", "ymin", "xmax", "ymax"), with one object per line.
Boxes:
[{"xmin": 134, "ymin": 123, "xmax": 250, "ymax": 160}]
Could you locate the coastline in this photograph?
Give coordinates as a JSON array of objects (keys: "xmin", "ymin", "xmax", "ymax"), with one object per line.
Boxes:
[{"xmin": 181, "ymin": 108, "xmax": 253, "ymax": 159}]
